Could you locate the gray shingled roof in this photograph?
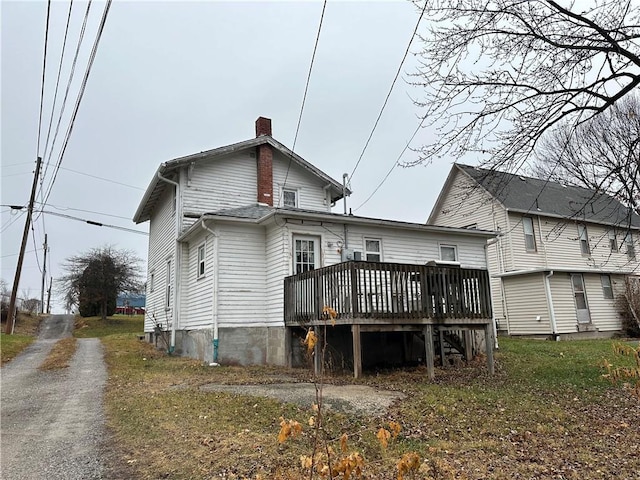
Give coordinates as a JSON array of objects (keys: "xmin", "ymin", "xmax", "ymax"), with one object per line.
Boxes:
[
  {"xmin": 206, "ymin": 204, "xmax": 274, "ymax": 220},
  {"xmin": 458, "ymin": 164, "xmax": 640, "ymax": 228}
]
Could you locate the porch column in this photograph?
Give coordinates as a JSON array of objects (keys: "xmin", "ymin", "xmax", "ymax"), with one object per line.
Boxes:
[
  {"xmin": 352, "ymin": 324, "xmax": 362, "ymax": 379},
  {"xmin": 423, "ymin": 325, "xmax": 435, "ymax": 380},
  {"xmin": 484, "ymin": 324, "xmax": 495, "ymax": 375}
]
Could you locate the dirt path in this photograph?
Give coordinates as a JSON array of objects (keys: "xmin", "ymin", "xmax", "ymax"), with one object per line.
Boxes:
[{"xmin": 1, "ymin": 315, "xmax": 108, "ymax": 479}]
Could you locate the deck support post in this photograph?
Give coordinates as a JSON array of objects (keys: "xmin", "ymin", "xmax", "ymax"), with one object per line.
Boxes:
[
  {"xmin": 484, "ymin": 324, "xmax": 495, "ymax": 375},
  {"xmin": 464, "ymin": 330, "xmax": 473, "ymax": 361},
  {"xmin": 423, "ymin": 325, "xmax": 435, "ymax": 380},
  {"xmin": 438, "ymin": 329, "xmax": 446, "ymax": 367},
  {"xmin": 352, "ymin": 324, "xmax": 362, "ymax": 379}
]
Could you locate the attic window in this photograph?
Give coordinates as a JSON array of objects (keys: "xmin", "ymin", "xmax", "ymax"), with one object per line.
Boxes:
[
  {"xmin": 283, "ymin": 188, "xmax": 298, "ymax": 208},
  {"xmin": 523, "ymin": 217, "xmax": 537, "ymax": 252},
  {"xmin": 626, "ymin": 233, "xmax": 636, "ymax": 260},
  {"xmin": 608, "ymin": 229, "xmax": 618, "ymax": 253}
]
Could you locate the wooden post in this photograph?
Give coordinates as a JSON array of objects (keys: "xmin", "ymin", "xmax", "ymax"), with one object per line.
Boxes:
[
  {"xmin": 313, "ymin": 328, "xmax": 322, "ymax": 376},
  {"xmin": 464, "ymin": 330, "xmax": 473, "ymax": 361},
  {"xmin": 352, "ymin": 324, "xmax": 362, "ymax": 379},
  {"xmin": 484, "ymin": 324, "xmax": 495, "ymax": 375},
  {"xmin": 438, "ymin": 329, "xmax": 446, "ymax": 367},
  {"xmin": 424, "ymin": 325, "xmax": 435, "ymax": 380}
]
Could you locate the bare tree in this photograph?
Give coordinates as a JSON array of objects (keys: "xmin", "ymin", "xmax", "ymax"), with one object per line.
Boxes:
[
  {"xmin": 410, "ymin": 0, "xmax": 640, "ymax": 172},
  {"xmin": 21, "ymin": 298, "xmax": 41, "ymax": 315},
  {"xmin": 59, "ymin": 246, "xmax": 143, "ymax": 320},
  {"xmin": 532, "ymin": 94, "xmax": 639, "ymax": 218}
]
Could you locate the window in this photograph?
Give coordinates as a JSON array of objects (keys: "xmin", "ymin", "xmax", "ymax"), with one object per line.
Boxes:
[
  {"xmin": 578, "ymin": 224, "xmax": 590, "ymax": 255},
  {"xmin": 600, "ymin": 275, "xmax": 613, "ymax": 299},
  {"xmin": 283, "ymin": 188, "xmax": 297, "ymax": 208},
  {"xmin": 440, "ymin": 244, "xmax": 458, "ymax": 262},
  {"xmin": 149, "ymin": 271, "xmax": 155, "ymax": 292},
  {"xmin": 294, "ymin": 237, "xmax": 317, "ymax": 274},
  {"xmin": 364, "ymin": 239, "xmax": 381, "ymax": 262},
  {"xmin": 165, "ymin": 260, "xmax": 171, "ymax": 309},
  {"xmin": 197, "ymin": 244, "xmax": 206, "ymax": 278},
  {"xmin": 608, "ymin": 229, "xmax": 618, "ymax": 253},
  {"xmin": 523, "ymin": 217, "xmax": 537, "ymax": 252},
  {"xmin": 172, "ymin": 186, "xmax": 177, "ymax": 214},
  {"xmin": 626, "ymin": 232, "xmax": 636, "ymax": 260}
]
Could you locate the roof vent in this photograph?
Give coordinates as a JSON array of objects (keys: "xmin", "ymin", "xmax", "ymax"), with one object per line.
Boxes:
[{"xmin": 519, "ymin": 176, "xmax": 526, "ymax": 181}]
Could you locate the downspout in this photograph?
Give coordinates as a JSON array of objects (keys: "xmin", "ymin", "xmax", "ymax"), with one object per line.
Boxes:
[
  {"xmin": 201, "ymin": 220, "xmax": 220, "ymax": 365},
  {"xmin": 485, "ymin": 238, "xmax": 499, "ymax": 349},
  {"xmin": 544, "ymin": 270, "xmax": 559, "ymax": 340},
  {"xmin": 157, "ymin": 170, "xmax": 180, "ymax": 353}
]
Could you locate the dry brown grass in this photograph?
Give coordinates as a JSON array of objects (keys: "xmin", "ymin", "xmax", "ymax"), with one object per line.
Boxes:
[
  {"xmin": 101, "ymin": 335, "xmax": 640, "ymax": 479},
  {"xmin": 0, "ymin": 313, "xmax": 44, "ymax": 366},
  {"xmin": 39, "ymin": 337, "xmax": 78, "ymax": 370}
]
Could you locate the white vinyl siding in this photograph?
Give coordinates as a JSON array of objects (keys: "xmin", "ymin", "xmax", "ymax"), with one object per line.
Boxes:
[
  {"xmin": 584, "ymin": 273, "xmax": 624, "ymax": 332},
  {"xmin": 547, "ymin": 274, "xmax": 579, "ymax": 334},
  {"xmin": 182, "ymin": 153, "xmax": 258, "ymax": 216},
  {"xmin": 145, "ymin": 186, "xmax": 177, "ymax": 332},
  {"xmin": 503, "ymin": 273, "xmax": 551, "ymax": 335},
  {"xmin": 182, "ymin": 230, "xmax": 215, "ymax": 330},
  {"xmin": 272, "ymin": 150, "xmax": 330, "ymax": 211},
  {"xmin": 216, "ymin": 224, "xmax": 268, "ymax": 328},
  {"xmin": 165, "ymin": 259, "xmax": 172, "ymax": 309}
]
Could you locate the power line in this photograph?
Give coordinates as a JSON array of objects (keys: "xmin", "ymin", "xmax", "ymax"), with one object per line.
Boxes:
[
  {"xmin": 36, "ymin": 0, "xmax": 52, "ymax": 156},
  {"xmin": 59, "ymin": 166, "xmax": 145, "ymax": 190},
  {"xmin": 279, "ymin": 0, "xmax": 327, "ymax": 206},
  {"xmin": 348, "ymin": 1, "xmax": 427, "ymax": 182},
  {"xmin": 40, "ymin": 0, "xmax": 93, "ymax": 182},
  {"xmin": 40, "ymin": 202, "xmax": 133, "ymax": 220},
  {"xmin": 39, "ymin": 209, "xmax": 148, "ymax": 235},
  {"xmin": 39, "ymin": 0, "xmax": 112, "ymax": 214},
  {"xmin": 353, "ymin": 116, "xmax": 427, "ymax": 212}
]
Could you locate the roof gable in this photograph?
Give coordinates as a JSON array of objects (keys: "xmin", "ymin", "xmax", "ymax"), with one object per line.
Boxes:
[
  {"xmin": 456, "ymin": 164, "xmax": 640, "ymax": 228},
  {"xmin": 133, "ymin": 136, "xmax": 347, "ymax": 224}
]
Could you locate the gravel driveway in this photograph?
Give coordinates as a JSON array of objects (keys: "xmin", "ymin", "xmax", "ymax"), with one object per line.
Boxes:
[{"xmin": 1, "ymin": 315, "xmax": 107, "ymax": 480}]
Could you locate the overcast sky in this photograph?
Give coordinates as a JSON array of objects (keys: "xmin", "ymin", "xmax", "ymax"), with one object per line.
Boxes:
[{"xmin": 1, "ymin": 0, "xmax": 462, "ymax": 312}]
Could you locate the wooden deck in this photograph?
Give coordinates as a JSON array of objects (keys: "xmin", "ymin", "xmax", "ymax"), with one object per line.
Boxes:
[{"xmin": 284, "ymin": 261, "xmax": 495, "ymax": 378}]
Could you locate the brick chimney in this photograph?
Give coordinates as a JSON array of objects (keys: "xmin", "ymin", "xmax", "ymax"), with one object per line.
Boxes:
[{"xmin": 255, "ymin": 117, "xmax": 273, "ymax": 206}]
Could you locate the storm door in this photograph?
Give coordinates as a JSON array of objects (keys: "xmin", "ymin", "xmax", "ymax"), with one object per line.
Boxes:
[{"xmin": 571, "ymin": 274, "xmax": 591, "ymax": 324}]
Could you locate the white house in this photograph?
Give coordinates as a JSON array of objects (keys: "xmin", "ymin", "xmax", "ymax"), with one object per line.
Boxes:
[
  {"xmin": 428, "ymin": 164, "xmax": 640, "ymax": 338},
  {"xmin": 133, "ymin": 119, "xmax": 497, "ymax": 368}
]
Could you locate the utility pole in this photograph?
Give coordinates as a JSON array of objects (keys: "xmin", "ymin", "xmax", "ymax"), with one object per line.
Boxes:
[
  {"xmin": 46, "ymin": 277, "xmax": 53, "ymax": 314},
  {"xmin": 41, "ymin": 233, "xmax": 48, "ymax": 314},
  {"xmin": 5, "ymin": 157, "xmax": 42, "ymax": 334}
]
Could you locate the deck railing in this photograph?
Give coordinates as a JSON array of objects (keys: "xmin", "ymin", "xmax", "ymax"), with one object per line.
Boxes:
[{"xmin": 284, "ymin": 261, "xmax": 492, "ymax": 325}]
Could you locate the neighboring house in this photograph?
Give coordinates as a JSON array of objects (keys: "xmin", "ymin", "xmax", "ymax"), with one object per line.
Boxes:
[
  {"xmin": 116, "ymin": 294, "xmax": 146, "ymax": 315},
  {"xmin": 133, "ymin": 118, "xmax": 497, "ymax": 371},
  {"xmin": 428, "ymin": 164, "xmax": 640, "ymax": 338}
]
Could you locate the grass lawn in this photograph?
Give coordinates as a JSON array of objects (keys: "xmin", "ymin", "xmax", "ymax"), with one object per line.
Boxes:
[
  {"xmin": 74, "ymin": 314, "xmax": 144, "ymax": 338},
  {"xmin": 101, "ymin": 334, "xmax": 640, "ymax": 480},
  {"xmin": 0, "ymin": 313, "xmax": 44, "ymax": 365}
]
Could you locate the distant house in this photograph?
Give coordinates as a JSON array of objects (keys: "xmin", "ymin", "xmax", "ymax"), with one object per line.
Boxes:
[
  {"xmin": 116, "ymin": 294, "xmax": 146, "ymax": 315},
  {"xmin": 428, "ymin": 164, "xmax": 640, "ymax": 338},
  {"xmin": 133, "ymin": 118, "xmax": 498, "ymax": 376}
]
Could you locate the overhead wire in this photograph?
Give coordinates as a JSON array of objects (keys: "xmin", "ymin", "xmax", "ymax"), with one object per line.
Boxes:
[
  {"xmin": 39, "ymin": 209, "xmax": 149, "ymax": 236},
  {"xmin": 59, "ymin": 166, "xmax": 145, "ymax": 190},
  {"xmin": 38, "ymin": 0, "xmax": 112, "ymax": 214},
  {"xmin": 347, "ymin": 1, "xmax": 427, "ymax": 183},
  {"xmin": 279, "ymin": 0, "xmax": 327, "ymax": 206},
  {"xmin": 35, "ymin": 0, "xmax": 53, "ymax": 157}
]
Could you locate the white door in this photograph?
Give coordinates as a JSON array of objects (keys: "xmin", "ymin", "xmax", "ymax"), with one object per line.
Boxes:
[{"xmin": 571, "ymin": 274, "xmax": 591, "ymax": 324}]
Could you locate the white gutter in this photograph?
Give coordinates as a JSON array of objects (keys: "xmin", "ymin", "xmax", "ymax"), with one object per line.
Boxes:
[
  {"xmin": 201, "ymin": 220, "xmax": 220, "ymax": 365},
  {"xmin": 543, "ymin": 270, "xmax": 559, "ymax": 339},
  {"xmin": 157, "ymin": 170, "xmax": 180, "ymax": 353}
]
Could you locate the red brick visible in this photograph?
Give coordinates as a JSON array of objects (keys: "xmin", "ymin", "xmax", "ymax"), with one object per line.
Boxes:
[
  {"xmin": 257, "ymin": 144, "xmax": 273, "ymax": 206},
  {"xmin": 255, "ymin": 117, "xmax": 272, "ymax": 137}
]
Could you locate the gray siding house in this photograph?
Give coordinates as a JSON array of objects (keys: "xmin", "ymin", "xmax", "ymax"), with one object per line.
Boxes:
[{"xmin": 428, "ymin": 164, "xmax": 640, "ymax": 338}]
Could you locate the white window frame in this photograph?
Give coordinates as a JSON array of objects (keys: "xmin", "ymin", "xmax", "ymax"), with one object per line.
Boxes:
[
  {"xmin": 197, "ymin": 243, "xmax": 206, "ymax": 279},
  {"xmin": 149, "ymin": 270, "xmax": 155, "ymax": 293},
  {"xmin": 600, "ymin": 274, "xmax": 613, "ymax": 300},
  {"xmin": 608, "ymin": 229, "xmax": 618, "ymax": 253},
  {"xmin": 439, "ymin": 244, "xmax": 458, "ymax": 262},
  {"xmin": 165, "ymin": 260, "xmax": 172, "ymax": 310},
  {"xmin": 522, "ymin": 217, "xmax": 537, "ymax": 252},
  {"xmin": 282, "ymin": 188, "xmax": 298, "ymax": 208},
  {"xmin": 364, "ymin": 238, "xmax": 382, "ymax": 262},
  {"xmin": 626, "ymin": 232, "xmax": 636, "ymax": 260},
  {"xmin": 578, "ymin": 224, "xmax": 590, "ymax": 255}
]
